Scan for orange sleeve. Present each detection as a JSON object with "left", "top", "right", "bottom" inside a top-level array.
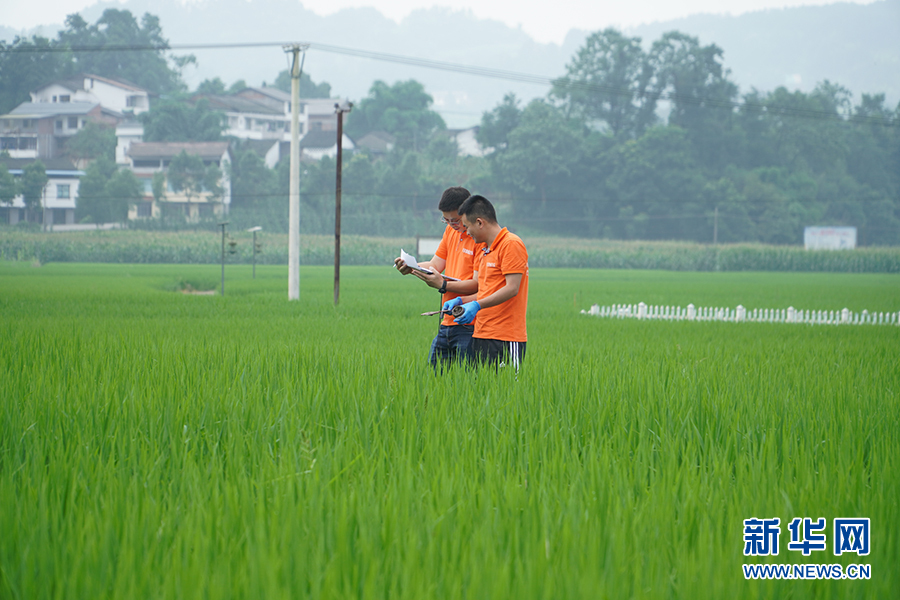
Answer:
[
  {"left": 500, "top": 238, "right": 528, "bottom": 274},
  {"left": 433, "top": 226, "right": 452, "bottom": 261}
]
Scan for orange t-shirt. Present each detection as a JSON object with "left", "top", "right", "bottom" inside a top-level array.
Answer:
[
  {"left": 434, "top": 225, "right": 483, "bottom": 326},
  {"left": 473, "top": 227, "right": 528, "bottom": 342}
]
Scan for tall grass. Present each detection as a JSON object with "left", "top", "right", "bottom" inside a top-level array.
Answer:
[{"left": 0, "top": 264, "right": 898, "bottom": 599}]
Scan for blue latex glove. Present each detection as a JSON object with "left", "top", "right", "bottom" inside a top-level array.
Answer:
[
  {"left": 442, "top": 297, "right": 463, "bottom": 312},
  {"left": 454, "top": 301, "right": 481, "bottom": 325}
]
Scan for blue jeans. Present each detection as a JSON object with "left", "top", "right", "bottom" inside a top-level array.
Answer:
[{"left": 428, "top": 324, "right": 475, "bottom": 367}]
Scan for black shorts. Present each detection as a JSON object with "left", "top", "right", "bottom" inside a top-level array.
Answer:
[{"left": 469, "top": 338, "right": 526, "bottom": 369}]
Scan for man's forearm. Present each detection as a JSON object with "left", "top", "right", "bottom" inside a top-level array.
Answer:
[
  {"left": 444, "top": 278, "right": 477, "bottom": 296},
  {"left": 474, "top": 283, "right": 518, "bottom": 309}
]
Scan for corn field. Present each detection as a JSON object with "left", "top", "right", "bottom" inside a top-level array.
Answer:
[{"left": 2, "top": 230, "right": 900, "bottom": 272}]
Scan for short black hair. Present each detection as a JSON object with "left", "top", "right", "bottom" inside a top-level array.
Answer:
[
  {"left": 457, "top": 194, "right": 497, "bottom": 224},
  {"left": 438, "top": 186, "right": 471, "bottom": 212}
]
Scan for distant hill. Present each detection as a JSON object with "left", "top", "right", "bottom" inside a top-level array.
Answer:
[
  {"left": 626, "top": 0, "right": 900, "bottom": 106},
  {"left": 2, "top": 0, "right": 897, "bottom": 127}
]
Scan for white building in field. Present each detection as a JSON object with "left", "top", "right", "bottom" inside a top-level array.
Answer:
[
  {"left": 0, "top": 157, "right": 83, "bottom": 227},
  {"left": 804, "top": 227, "right": 857, "bottom": 250}
]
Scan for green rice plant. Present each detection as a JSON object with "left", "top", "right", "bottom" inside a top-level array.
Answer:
[{"left": 0, "top": 264, "right": 897, "bottom": 599}]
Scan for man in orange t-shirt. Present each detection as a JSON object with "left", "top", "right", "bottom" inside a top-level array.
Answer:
[
  {"left": 442, "top": 194, "right": 528, "bottom": 369},
  {"left": 393, "top": 187, "right": 481, "bottom": 366}
]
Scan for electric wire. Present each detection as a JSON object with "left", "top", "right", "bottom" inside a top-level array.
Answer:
[{"left": 2, "top": 39, "right": 896, "bottom": 127}]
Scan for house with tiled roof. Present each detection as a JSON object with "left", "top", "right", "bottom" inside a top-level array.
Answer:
[
  {"left": 235, "top": 88, "right": 353, "bottom": 138},
  {"left": 298, "top": 130, "right": 355, "bottom": 162},
  {"left": 125, "top": 141, "right": 231, "bottom": 221},
  {"left": 196, "top": 94, "right": 290, "bottom": 141},
  {"left": 236, "top": 87, "right": 291, "bottom": 115},
  {"left": 0, "top": 102, "right": 120, "bottom": 160},
  {"left": 355, "top": 131, "right": 396, "bottom": 155}
]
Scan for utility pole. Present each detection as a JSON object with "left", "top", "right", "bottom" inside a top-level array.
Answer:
[
  {"left": 284, "top": 44, "right": 308, "bottom": 301},
  {"left": 713, "top": 205, "right": 719, "bottom": 245},
  {"left": 333, "top": 101, "right": 352, "bottom": 306},
  {"left": 218, "top": 221, "right": 229, "bottom": 296},
  {"left": 248, "top": 226, "right": 262, "bottom": 279}
]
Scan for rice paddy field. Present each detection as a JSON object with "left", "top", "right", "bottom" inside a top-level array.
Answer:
[{"left": 1, "top": 261, "right": 898, "bottom": 599}]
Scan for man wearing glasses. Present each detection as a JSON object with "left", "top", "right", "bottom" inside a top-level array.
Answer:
[{"left": 393, "top": 186, "right": 482, "bottom": 366}]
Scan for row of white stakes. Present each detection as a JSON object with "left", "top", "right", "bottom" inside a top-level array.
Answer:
[{"left": 581, "top": 303, "right": 900, "bottom": 326}]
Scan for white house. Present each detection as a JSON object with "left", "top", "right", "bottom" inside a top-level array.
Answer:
[
  {"left": 242, "top": 139, "right": 283, "bottom": 169},
  {"left": 197, "top": 94, "right": 289, "bottom": 141},
  {"left": 304, "top": 98, "right": 344, "bottom": 133},
  {"left": 30, "top": 74, "right": 151, "bottom": 116},
  {"left": 234, "top": 88, "right": 352, "bottom": 139},
  {"left": 0, "top": 158, "right": 83, "bottom": 227},
  {"left": 355, "top": 131, "right": 396, "bottom": 155},
  {"left": 298, "top": 130, "right": 355, "bottom": 162},
  {"left": 114, "top": 120, "right": 145, "bottom": 166},
  {"left": 446, "top": 126, "right": 488, "bottom": 157},
  {"left": 236, "top": 87, "right": 291, "bottom": 117},
  {"left": 125, "top": 141, "right": 231, "bottom": 221}
]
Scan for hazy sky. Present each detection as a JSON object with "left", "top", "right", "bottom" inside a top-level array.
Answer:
[{"left": 1, "top": 0, "right": 881, "bottom": 44}]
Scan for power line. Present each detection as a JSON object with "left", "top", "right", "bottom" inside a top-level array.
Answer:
[
  {"left": 2, "top": 39, "right": 896, "bottom": 127},
  {"left": 287, "top": 191, "right": 896, "bottom": 205}
]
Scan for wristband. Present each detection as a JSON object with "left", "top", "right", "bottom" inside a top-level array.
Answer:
[{"left": 438, "top": 280, "right": 447, "bottom": 294}]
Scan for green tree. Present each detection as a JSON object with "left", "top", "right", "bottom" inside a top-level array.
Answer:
[
  {"left": 0, "top": 9, "right": 189, "bottom": 115},
  {"left": 735, "top": 167, "right": 820, "bottom": 245},
  {"left": 376, "top": 151, "right": 423, "bottom": 211},
  {"left": 605, "top": 127, "right": 706, "bottom": 240},
  {"left": 492, "top": 100, "right": 583, "bottom": 209},
  {"left": 0, "top": 36, "right": 71, "bottom": 114},
  {"left": 745, "top": 85, "right": 849, "bottom": 175},
  {"left": 700, "top": 176, "right": 756, "bottom": 242},
  {"left": 58, "top": 10, "right": 192, "bottom": 94},
  {"left": 345, "top": 80, "right": 446, "bottom": 151},
  {"left": 21, "top": 160, "right": 48, "bottom": 222},
  {"left": 195, "top": 78, "right": 228, "bottom": 95},
  {"left": 103, "top": 169, "right": 142, "bottom": 222},
  {"left": 151, "top": 171, "right": 167, "bottom": 205},
  {"left": 140, "top": 97, "right": 226, "bottom": 142},
  {"left": 423, "top": 135, "right": 458, "bottom": 163},
  {"left": 77, "top": 157, "right": 140, "bottom": 223},
  {"left": 477, "top": 93, "right": 521, "bottom": 151},
  {"left": 551, "top": 28, "right": 657, "bottom": 138},
  {"left": 646, "top": 32, "right": 739, "bottom": 172},
  {"left": 0, "top": 164, "right": 18, "bottom": 207},
  {"left": 227, "top": 80, "right": 247, "bottom": 95},
  {"left": 848, "top": 94, "right": 897, "bottom": 196},
  {"left": 228, "top": 145, "right": 277, "bottom": 211},
  {"left": 272, "top": 70, "right": 332, "bottom": 98},
  {"left": 76, "top": 155, "right": 117, "bottom": 222},
  {"left": 65, "top": 122, "right": 116, "bottom": 163},
  {"left": 167, "top": 150, "right": 223, "bottom": 205},
  {"left": 343, "top": 154, "right": 377, "bottom": 197},
  {"left": 297, "top": 156, "right": 335, "bottom": 234}
]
